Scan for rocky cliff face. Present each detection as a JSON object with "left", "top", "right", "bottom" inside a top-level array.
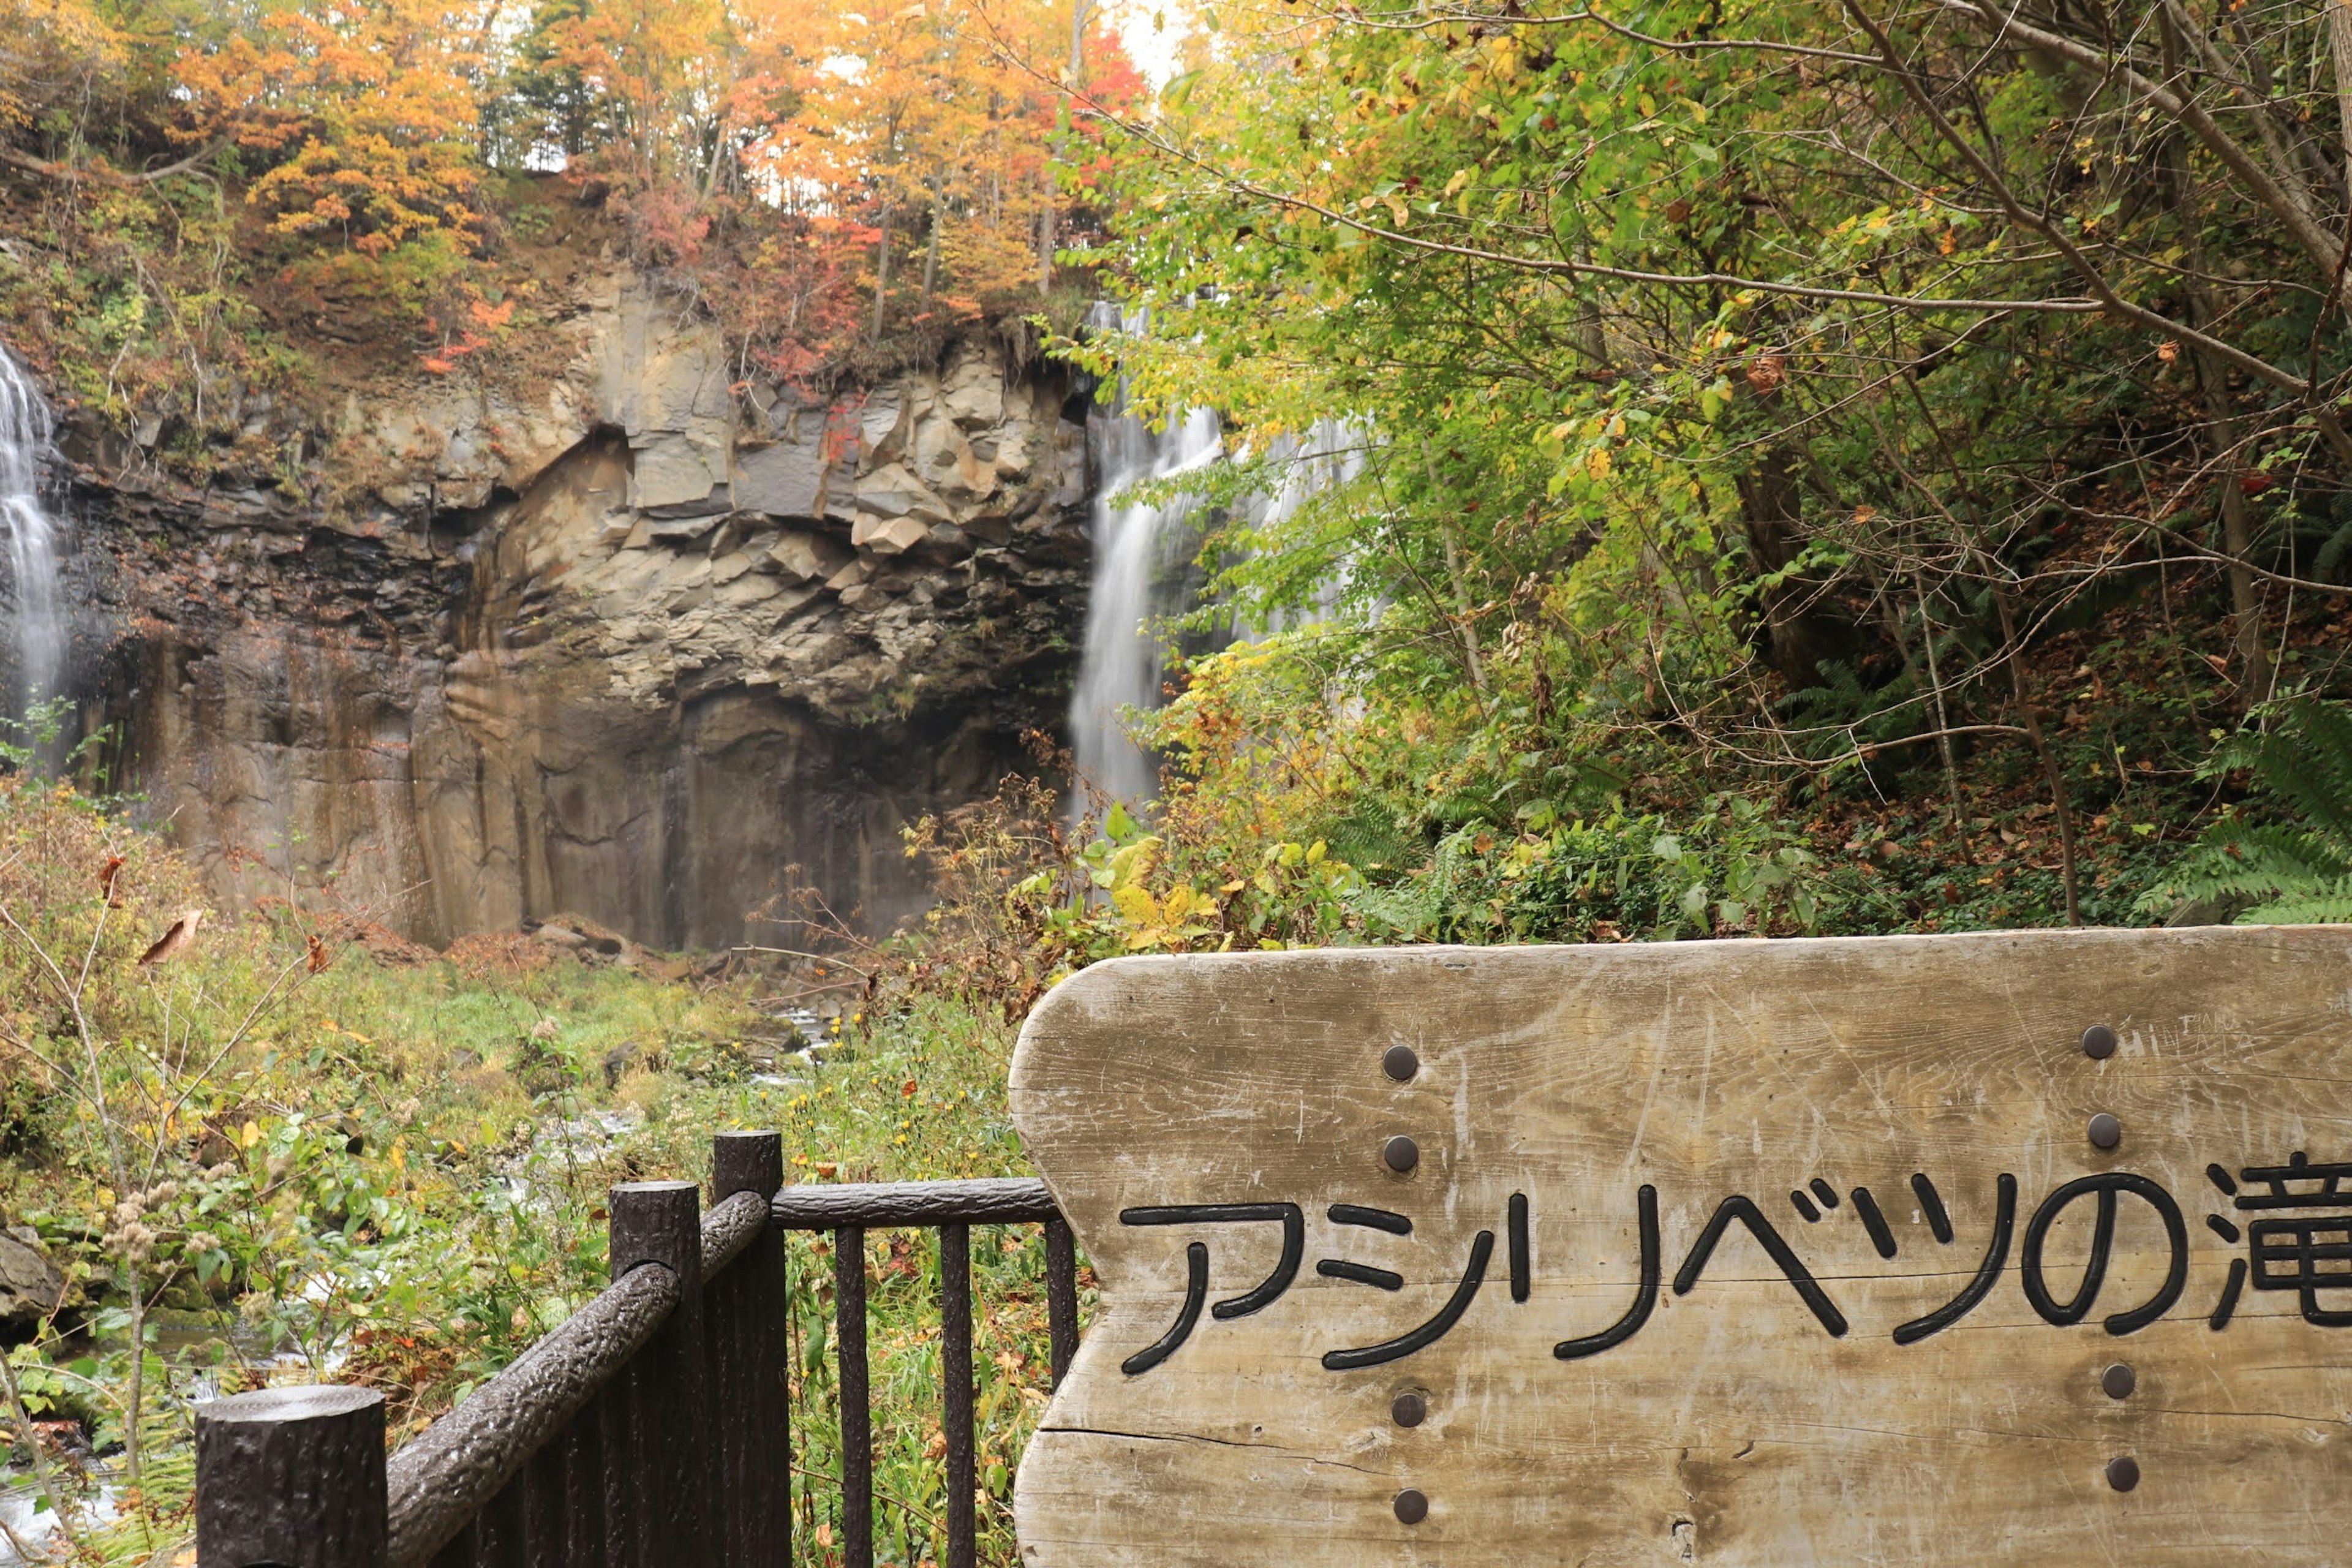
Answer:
[{"left": 58, "top": 272, "right": 1091, "bottom": 949}]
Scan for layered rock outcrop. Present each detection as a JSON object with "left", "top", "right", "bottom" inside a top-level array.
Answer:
[{"left": 61, "top": 273, "right": 1090, "bottom": 949}]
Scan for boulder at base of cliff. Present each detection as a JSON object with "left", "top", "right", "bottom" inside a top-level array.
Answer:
[{"left": 0, "top": 1229, "right": 66, "bottom": 1327}]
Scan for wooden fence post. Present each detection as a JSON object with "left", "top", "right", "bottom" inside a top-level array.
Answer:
[
  {"left": 609, "top": 1178, "right": 707, "bottom": 1568},
  {"left": 195, "top": 1384, "right": 387, "bottom": 1567},
  {"left": 710, "top": 1129, "right": 790, "bottom": 1568}
]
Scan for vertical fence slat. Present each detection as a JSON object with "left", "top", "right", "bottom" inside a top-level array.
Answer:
[
  {"left": 940, "top": 1222, "right": 976, "bottom": 1568},
  {"left": 472, "top": 1474, "right": 524, "bottom": 1568},
  {"left": 563, "top": 1383, "right": 609, "bottom": 1568},
  {"left": 712, "top": 1130, "right": 791, "bottom": 1568},
  {"left": 428, "top": 1522, "right": 478, "bottom": 1568},
  {"left": 519, "top": 1425, "right": 567, "bottom": 1567},
  {"left": 595, "top": 1374, "right": 636, "bottom": 1568},
  {"left": 610, "top": 1179, "right": 707, "bottom": 1568},
  {"left": 624, "top": 1352, "right": 666, "bottom": 1567},
  {"left": 835, "top": 1223, "right": 873, "bottom": 1568},
  {"left": 1045, "top": 1214, "right": 1079, "bottom": 1389}
]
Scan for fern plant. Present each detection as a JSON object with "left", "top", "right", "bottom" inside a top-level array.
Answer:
[{"left": 2141, "top": 698, "right": 2352, "bottom": 924}]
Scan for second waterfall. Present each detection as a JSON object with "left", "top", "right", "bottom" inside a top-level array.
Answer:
[{"left": 1069, "top": 401, "right": 1224, "bottom": 815}]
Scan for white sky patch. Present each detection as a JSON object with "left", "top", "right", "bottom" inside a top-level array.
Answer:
[{"left": 1105, "top": 0, "right": 1194, "bottom": 86}]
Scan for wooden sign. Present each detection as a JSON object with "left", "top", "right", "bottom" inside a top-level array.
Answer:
[{"left": 1009, "top": 928, "right": 2352, "bottom": 1565}]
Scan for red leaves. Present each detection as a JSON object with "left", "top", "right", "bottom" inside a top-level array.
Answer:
[{"left": 97, "top": 854, "right": 123, "bottom": 905}]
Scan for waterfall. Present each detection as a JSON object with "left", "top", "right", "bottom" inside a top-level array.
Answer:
[
  {"left": 1066, "top": 412, "right": 1364, "bottom": 814},
  {"left": 0, "top": 350, "right": 67, "bottom": 742},
  {"left": 1069, "top": 401, "right": 1224, "bottom": 815},
  {"left": 1069, "top": 307, "right": 1363, "bottom": 816}
]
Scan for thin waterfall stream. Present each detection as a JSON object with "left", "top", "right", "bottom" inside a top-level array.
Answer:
[{"left": 0, "top": 349, "right": 69, "bottom": 745}]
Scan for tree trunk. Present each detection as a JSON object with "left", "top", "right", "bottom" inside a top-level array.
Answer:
[
  {"left": 1040, "top": 0, "right": 1091, "bottom": 295},
  {"left": 1991, "top": 584, "right": 2082, "bottom": 925},
  {"left": 2331, "top": 0, "right": 2352, "bottom": 202},
  {"left": 870, "top": 206, "right": 892, "bottom": 348},
  {"left": 2186, "top": 340, "right": 2275, "bottom": 707},
  {"left": 1732, "top": 447, "right": 1854, "bottom": 687},
  {"left": 922, "top": 194, "right": 942, "bottom": 303},
  {"left": 2156, "top": 97, "right": 2275, "bottom": 709}
]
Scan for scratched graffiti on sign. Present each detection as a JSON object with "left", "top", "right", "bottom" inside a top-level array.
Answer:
[{"left": 1009, "top": 930, "right": 2352, "bottom": 1567}]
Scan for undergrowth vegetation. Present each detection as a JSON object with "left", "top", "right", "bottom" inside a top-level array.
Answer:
[{"left": 0, "top": 769, "right": 1060, "bottom": 1567}]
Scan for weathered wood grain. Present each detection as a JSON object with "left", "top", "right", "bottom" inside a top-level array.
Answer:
[{"left": 1008, "top": 929, "right": 2352, "bottom": 1565}]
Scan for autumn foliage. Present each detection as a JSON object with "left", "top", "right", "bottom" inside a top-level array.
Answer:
[{"left": 0, "top": 0, "right": 1143, "bottom": 392}]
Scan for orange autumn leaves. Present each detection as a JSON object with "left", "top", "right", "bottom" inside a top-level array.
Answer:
[
  {"left": 507, "top": 0, "right": 1145, "bottom": 352},
  {"left": 171, "top": 0, "right": 491, "bottom": 257},
  {"left": 1, "top": 0, "right": 1142, "bottom": 374}
]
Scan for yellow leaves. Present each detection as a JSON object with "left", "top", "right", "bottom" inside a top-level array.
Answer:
[
  {"left": 1106, "top": 832, "right": 1161, "bottom": 892},
  {"left": 1442, "top": 168, "right": 1472, "bottom": 198},
  {"left": 1587, "top": 447, "right": 1612, "bottom": 482},
  {"left": 0, "top": 0, "right": 124, "bottom": 132},
  {"left": 1096, "top": 830, "right": 1223, "bottom": 951},
  {"left": 1111, "top": 880, "right": 1220, "bottom": 951}
]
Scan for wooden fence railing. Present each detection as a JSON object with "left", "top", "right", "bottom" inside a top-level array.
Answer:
[{"left": 190, "top": 1129, "right": 1080, "bottom": 1568}]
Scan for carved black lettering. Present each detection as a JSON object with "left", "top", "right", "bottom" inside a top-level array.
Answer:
[
  {"left": 2210, "top": 1256, "right": 2248, "bottom": 1331},
  {"left": 1674, "top": 1194, "right": 1849, "bottom": 1336},
  {"left": 1912, "top": 1172, "right": 1954, "bottom": 1245},
  {"left": 2020, "top": 1173, "right": 2188, "bottom": 1336},
  {"left": 1322, "top": 1231, "right": 1495, "bottom": 1371},
  {"left": 1851, "top": 1186, "right": 1898, "bottom": 1259},
  {"left": 1556, "top": 1185, "right": 1659, "bottom": 1361},
  {"left": 1317, "top": 1259, "right": 1404, "bottom": 1291},
  {"left": 1893, "top": 1174, "right": 2017, "bottom": 1346},
  {"left": 1120, "top": 1203, "right": 1305, "bottom": 1321},
  {"left": 1508, "top": 1192, "right": 1531, "bottom": 1304},
  {"left": 1122, "top": 1242, "right": 1208, "bottom": 1376}
]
